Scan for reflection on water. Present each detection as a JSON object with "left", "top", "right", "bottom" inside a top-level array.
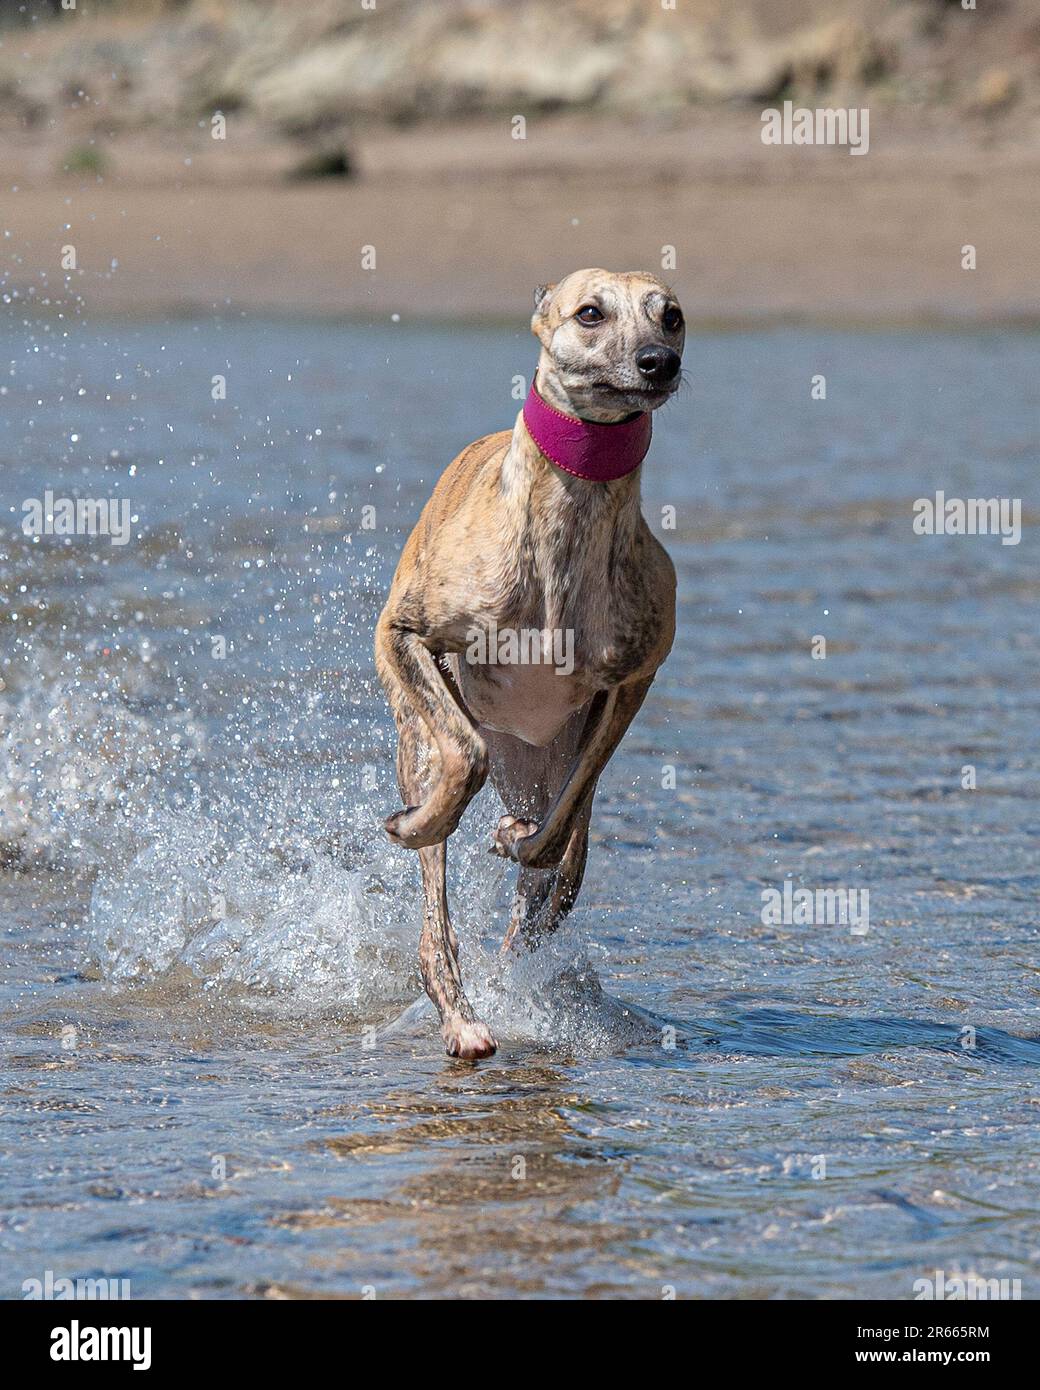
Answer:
[{"left": 0, "top": 319, "right": 1038, "bottom": 1298}]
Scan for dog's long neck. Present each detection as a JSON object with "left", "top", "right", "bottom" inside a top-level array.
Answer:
[{"left": 501, "top": 409, "right": 644, "bottom": 632}]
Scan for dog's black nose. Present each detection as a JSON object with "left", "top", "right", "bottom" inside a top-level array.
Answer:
[{"left": 635, "top": 345, "right": 681, "bottom": 384}]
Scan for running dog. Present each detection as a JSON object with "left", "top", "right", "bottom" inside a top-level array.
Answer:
[{"left": 375, "top": 268, "right": 682, "bottom": 1058}]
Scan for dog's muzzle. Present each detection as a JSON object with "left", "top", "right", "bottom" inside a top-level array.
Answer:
[{"left": 635, "top": 345, "right": 682, "bottom": 385}]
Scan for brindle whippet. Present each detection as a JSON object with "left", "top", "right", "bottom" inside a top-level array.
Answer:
[{"left": 375, "top": 268, "right": 683, "bottom": 1059}]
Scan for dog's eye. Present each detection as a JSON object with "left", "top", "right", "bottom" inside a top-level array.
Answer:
[
  {"left": 576, "top": 305, "right": 604, "bottom": 324},
  {"left": 663, "top": 306, "right": 684, "bottom": 333}
]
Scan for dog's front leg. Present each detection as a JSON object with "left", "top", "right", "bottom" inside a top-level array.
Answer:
[
  {"left": 490, "top": 676, "right": 654, "bottom": 871},
  {"left": 417, "top": 840, "right": 497, "bottom": 1060},
  {"left": 393, "top": 711, "right": 497, "bottom": 1060},
  {"left": 375, "top": 615, "right": 488, "bottom": 848}
]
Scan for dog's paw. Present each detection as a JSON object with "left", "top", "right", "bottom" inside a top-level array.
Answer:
[
  {"left": 489, "top": 815, "right": 540, "bottom": 862},
  {"left": 443, "top": 1016, "right": 498, "bottom": 1061},
  {"left": 383, "top": 806, "right": 420, "bottom": 845},
  {"left": 384, "top": 806, "right": 444, "bottom": 849}
]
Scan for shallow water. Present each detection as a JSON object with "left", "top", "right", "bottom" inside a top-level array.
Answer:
[{"left": 1, "top": 317, "right": 1038, "bottom": 1299}]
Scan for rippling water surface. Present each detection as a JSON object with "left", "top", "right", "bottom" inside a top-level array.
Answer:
[{"left": 1, "top": 318, "right": 1038, "bottom": 1299}]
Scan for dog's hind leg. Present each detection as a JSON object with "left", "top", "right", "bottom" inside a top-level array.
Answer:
[
  {"left": 394, "top": 716, "right": 497, "bottom": 1060},
  {"left": 491, "top": 678, "right": 653, "bottom": 871},
  {"left": 501, "top": 798, "right": 593, "bottom": 952},
  {"left": 486, "top": 716, "right": 594, "bottom": 953}
]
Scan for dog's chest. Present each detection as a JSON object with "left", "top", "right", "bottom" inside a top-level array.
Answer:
[
  {"left": 456, "top": 658, "right": 592, "bottom": 747},
  {"left": 448, "top": 491, "right": 665, "bottom": 745}
]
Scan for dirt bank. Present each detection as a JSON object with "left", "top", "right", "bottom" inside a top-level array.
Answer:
[{"left": 2, "top": 113, "right": 1037, "bottom": 324}]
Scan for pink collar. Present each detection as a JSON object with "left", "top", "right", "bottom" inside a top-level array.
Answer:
[{"left": 522, "top": 383, "right": 651, "bottom": 482}]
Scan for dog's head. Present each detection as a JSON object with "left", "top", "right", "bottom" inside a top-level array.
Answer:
[{"left": 530, "top": 268, "right": 684, "bottom": 422}]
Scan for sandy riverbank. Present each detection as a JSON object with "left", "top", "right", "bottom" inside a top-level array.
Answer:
[{"left": 2, "top": 113, "right": 1038, "bottom": 324}]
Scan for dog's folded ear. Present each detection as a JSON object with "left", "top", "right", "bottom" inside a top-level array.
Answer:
[
  {"left": 531, "top": 283, "right": 557, "bottom": 341},
  {"left": 532, "top": 283, "right": 556, "bottom": 315}
]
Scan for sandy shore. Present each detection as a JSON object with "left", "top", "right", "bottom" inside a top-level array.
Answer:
[{"left": 2, "top": 114, "right": 1038, "bottom": 324}]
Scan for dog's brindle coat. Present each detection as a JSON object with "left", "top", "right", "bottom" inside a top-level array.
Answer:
[{"left": 375, "top": 269, "right": 683, "bottom": 1059}]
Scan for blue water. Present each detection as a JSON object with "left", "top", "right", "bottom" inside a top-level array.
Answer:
[{"left": 0, "top": 318, "right": 1038, "bottom": 1298}]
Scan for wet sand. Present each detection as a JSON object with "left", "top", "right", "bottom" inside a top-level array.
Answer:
[{"left": 2, "top": 114, "right": 1038, "bottom": 323}]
